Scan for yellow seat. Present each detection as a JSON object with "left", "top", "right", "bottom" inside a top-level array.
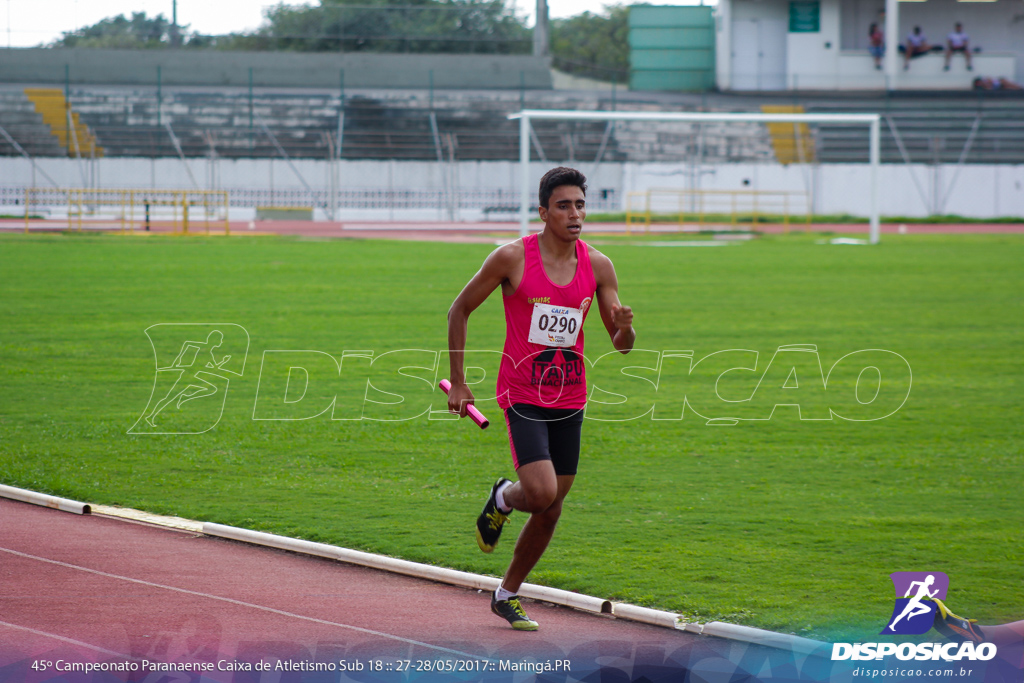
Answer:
[
  {"left": 24, "top": 88, "right": 104, "bottom": 158},
  {"left": 760, "top": 105, "right": 815, "bottom": 165}
]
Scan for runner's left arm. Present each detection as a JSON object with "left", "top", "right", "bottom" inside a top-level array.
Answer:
[{"left": 591, "top": 249, "right": 635, "bottom": 354}]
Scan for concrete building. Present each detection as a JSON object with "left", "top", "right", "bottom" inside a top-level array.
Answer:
[{"left": 715, "top": 0, "right": 1023, "bottom": 91}]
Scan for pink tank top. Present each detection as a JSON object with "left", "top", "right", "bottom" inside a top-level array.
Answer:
[{"left": 496, "top": 233, "right": 597, "bottom": 410}]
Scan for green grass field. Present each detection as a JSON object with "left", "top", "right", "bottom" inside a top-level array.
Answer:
[{"left": 1, "top": 230, "right": 1021, "bottom": 641}]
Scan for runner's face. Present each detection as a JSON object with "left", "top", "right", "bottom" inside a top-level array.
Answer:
[{"left": 540, "top": 185, "right": 586, "bottom": 240}]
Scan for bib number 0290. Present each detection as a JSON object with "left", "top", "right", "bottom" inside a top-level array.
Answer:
[
  {"left": 528, "top": 303, "right": 583, "bottom": 348},
  {"left": 538, "top": 314, "right": 577, "bottom": 335}
]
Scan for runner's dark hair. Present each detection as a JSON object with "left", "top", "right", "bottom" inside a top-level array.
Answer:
[{"left": 538, "top": 167, "right": 587, "bottom": 209}]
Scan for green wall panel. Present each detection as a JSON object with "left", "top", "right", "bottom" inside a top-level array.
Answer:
[
  {"left": 631, "top": 50, "right": 715, "bottom": 71},
  {"left": 629, "top": 5, "right": 714, "bottom": 28},
  {"left": 629, "top": 6, "right": 715, "bottom": 92},
  {"left": 629, "top": 28, "right": 715, "bottom": 50}
]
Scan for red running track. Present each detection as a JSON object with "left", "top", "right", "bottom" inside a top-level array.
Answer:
[
  {"left": 0, "top": 497, "right": 796, "bottom": 683},
  {"left": 4, "top": 500, "right": 1020, "bottom": 683}
]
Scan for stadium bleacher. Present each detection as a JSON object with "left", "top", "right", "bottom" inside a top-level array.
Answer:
[
  {"left": 2, "top": 84, "right": 1022, "bottom": 165},
  {"left": 0, "top": 90, "right": 65, "bottom": 158},
  {"left": 801, "top": 93, "right": 1024, "bottom": 165}
]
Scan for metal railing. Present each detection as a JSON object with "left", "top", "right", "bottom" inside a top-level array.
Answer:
[
  {"left": 625, "top": 188, "right": 811, "bottom": 233},
  {"left": 23, "top": 187, "right": 229, "bottom": 235}
]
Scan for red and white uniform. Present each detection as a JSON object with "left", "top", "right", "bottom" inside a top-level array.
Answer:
[{"left": 495, "top": 233, "right": 597, "bottom": 410}]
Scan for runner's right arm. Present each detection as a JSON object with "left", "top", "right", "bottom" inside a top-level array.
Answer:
[{"left": 446, "top": 243, "right": 521, "bottom": 417}]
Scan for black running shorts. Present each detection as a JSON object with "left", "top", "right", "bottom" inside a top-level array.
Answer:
[{"left": 503, "top": 403, "right": 585, "bottom": 476}]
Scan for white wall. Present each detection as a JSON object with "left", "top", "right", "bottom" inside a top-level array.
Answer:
[
  {"left": 625, "top": 160, "right": 1024, "bottom": 218},
  {"left": 0, "top": 158, "right": 620, "bottom": 196},
  {"left": 0, "top": 157, "right": 625, "bottom": 222},
  {"left": 715, "top": 0, "right": 734, "bottom": 91},
  {"left": 3, "top": 157, "right": 1023, "bottom": 220},
  {"left": 730, "top": 0, "right": 790, "bottom": 91},
  {"left": 787, "top": 0, "right": 842, "bottom": 90}
]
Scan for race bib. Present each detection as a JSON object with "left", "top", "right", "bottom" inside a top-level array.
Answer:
[{"left": 527, "top": 303, "right": 583, "bottom": 348}]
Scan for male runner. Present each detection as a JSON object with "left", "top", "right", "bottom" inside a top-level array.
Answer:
[{"left": 446, "top": 166, "right": 635, "bottom": 631}]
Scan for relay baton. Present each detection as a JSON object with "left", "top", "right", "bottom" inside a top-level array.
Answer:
[{"left": 439, "top": 379, "right": 490, "bottom": 429}]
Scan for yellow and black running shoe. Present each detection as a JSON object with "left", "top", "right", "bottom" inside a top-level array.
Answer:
[
  {"left": 491, "top": 592, "right": 539, "bottom": 631},
  {"left": 932, "top": 598, "right": 985, "bottom": 643},
  {"left": 475, "top": 478, "right": 511, "bottom": 553}
]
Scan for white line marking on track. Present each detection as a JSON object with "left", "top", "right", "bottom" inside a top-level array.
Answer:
[
  {"left": 0, "top": 546, "right": 488, "bottom": 661},
  {"left": 0, "top": 619, "right": 143, "bottom": 662}
]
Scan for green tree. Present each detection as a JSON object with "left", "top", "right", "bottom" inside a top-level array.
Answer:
[
  {"left": 48, "top": 1, "right": 635, "bottom": 64},
  {"left": 49, "top": 12, "right": 192, "bottom": 49},
  {"left": 550, "top": 4, "right": 631, "bottom": 83},
  {"left": 218, "top": 0, "right": 530, "bottom": 54}
]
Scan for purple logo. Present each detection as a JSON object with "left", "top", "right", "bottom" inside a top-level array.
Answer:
[{"left": 881, "top": 572, "right": 949, "bottom": 635}]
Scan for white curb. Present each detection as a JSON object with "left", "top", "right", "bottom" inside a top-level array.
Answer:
[
  {"left": 0, "top": 484, "right": 90, "bottom": 515},
  {"left": 611, "top": 602, "right": 680, "bottom": 629}
]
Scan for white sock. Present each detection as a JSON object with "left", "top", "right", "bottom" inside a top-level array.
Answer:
[
  {"left": 495, "top": 480, "right": 513, "bottom": 514},
  {"left": 495, "top": 585, "right": 516, "bottom": 601}
]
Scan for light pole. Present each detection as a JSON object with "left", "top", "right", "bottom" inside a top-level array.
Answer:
[
  {"left": 533, "top": 0, "right": 548, "bottom": 57},
  {"left": 170, "top": 0, "right": 180, "bottom": 47}
]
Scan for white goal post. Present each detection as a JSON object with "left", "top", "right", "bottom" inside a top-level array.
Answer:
[{"left": 509, "top": 110, "right": 882, "bottom": 244}]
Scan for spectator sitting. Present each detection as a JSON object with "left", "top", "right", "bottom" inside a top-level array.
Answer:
[
  {"left": 944, "top": 22, "right": 972, "bottom": 71},
  {"left": 868, "top": 23, "right": 885, "bottom": 70},
  {"left": 902, "top": 26, "right": 930, "bottom": 70},
  {"left": 972, "top": 76, "right": 1023, "bottom": 91}
]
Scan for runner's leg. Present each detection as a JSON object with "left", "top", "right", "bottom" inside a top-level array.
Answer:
[{"left": 500, "top": 465, "right": 574, "bottom": 594}]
